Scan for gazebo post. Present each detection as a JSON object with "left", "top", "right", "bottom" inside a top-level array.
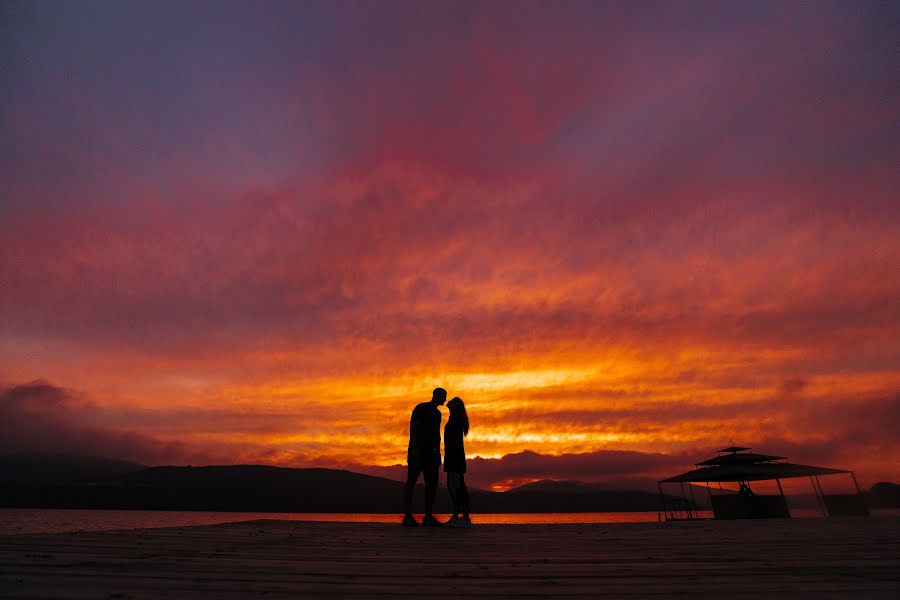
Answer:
[
  {"left": 848, "top": 471, "right": 870, "bottom": 516},
  {"left": 810, "top": 476, "right": 827, "bottom": 517},
  {"left": 775, "top": 478, "right": 789, "bottom": 517},
  {"left": 679, "top": 482, "right": 690, "bottom": 519},
  {"left": 688, "top": 481, "right": 698, "bottom": 518},
  {"left": 706, "top": 481, "right": 713, "bottom": 510},
  {"left": 658, "top": 482, "right": 667, "bottom": 521}
]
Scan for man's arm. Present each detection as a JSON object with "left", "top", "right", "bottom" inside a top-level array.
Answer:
[{"left": 429, "top": 408, "right": 442, "bottom": 454}]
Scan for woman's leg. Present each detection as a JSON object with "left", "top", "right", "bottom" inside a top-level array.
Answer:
[
  {"left": 447, "top": 472, "right": 460, "bottom": 518},
  {"left": 459, "top": 474, "right": 470, "bottom": 518}
]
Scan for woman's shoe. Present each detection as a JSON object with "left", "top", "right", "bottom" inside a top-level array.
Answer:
[
  {"left": 458, "top": 516, "right": 472, "bottom": 528},
  {"left": 422, "top": 514, "right": 443, "bottom": 527},
  {"left": 446, "top": 515, "right": 460, "bottom": 526},
  {"left": 402, "top": 514, "right": 420, "bottom": 527}
]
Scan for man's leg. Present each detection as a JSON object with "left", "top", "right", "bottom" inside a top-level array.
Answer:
[
  {"left": 404, "top": 463, "right": 422, "bottom": 517},
  {"left": 423, "top": 462, "right": 439, "bottom": 517}
]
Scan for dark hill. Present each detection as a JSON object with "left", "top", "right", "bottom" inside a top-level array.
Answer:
[
  {"left": 867, "top": 482, "right": 900, "bottom": 508},
  {"left": 505, "top": 480, "right": 599, "bottom": 494},
  {"left": 110, "top": 465, "right": 406, "bottom": 512},
  {"left": 0, "top": 457, "right": 702, "bottom": 513},
  {"left": 0, "top": 453, "right": 144, "bottom": 485},
  {"left": 490, "top": 479, "right": 667, "bottom": 512},
  {"left": 0, "top": 464, "right": 406, "bottom": 512}
]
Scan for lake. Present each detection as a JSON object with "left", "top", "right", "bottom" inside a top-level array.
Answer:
[
  {"left": 8, "top": 507, "right": 898, "bottom": 535},
  {"left": 0, "top": 508, "right": 686, "bottom": 534}
]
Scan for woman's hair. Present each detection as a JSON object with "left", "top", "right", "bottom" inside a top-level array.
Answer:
[{"left": 447, "top": 396, "right": 469, "bottom": 436}]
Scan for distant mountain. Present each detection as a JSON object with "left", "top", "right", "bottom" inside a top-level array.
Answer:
[
  {"left": 0, "top": 464, "right": 406, "bottom": 513},
  {"left": 4, "top": 455, "right": 892, "bottom": 514},
  {"left": 0, "top": 453, "right": 144, "bottom": 485},
  {"left": 0, "top": 459, "right": 676, "bottom": 513},
  {"left": 492, "top": 479, "right": 668, "bottom": 512},
  {"left": 505, "top": 480, "right": 601, "bottom": 494},
  {"left": 867, "top": 482, "right": 900, "bottom": 508}
]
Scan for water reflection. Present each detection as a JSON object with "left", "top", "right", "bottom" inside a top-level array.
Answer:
[{"left": 2, "top": 508, "right": 896, "bottom": 535}]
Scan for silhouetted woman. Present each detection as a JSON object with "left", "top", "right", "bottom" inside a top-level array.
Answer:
[{"left": 444, "top": 396, "right": 471, "bottom": 527}]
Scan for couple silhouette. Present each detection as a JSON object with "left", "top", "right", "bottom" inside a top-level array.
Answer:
[{"left": 402, "top": 387, "right": 471, "bottom": 527}]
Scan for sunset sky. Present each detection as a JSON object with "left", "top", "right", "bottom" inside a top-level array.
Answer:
[{"left": 1, "top": 1, "right": 897, "bottom": 490}]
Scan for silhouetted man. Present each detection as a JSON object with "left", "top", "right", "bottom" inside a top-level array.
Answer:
[{"left": 402, "top": 387, "right": 446, "bottom": 526}]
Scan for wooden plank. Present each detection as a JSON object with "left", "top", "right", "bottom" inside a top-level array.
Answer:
[{"left": 0, "top": 518, "right": 898, "bottom": 598}]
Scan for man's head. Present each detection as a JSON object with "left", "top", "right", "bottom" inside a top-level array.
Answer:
[{"left": 431, "top": 387, "right": 448, "bottom": 406}]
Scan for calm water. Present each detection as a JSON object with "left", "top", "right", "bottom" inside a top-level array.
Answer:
[
  {"left": 2, "top": 508, "right": 896, "bottom": 535},
  {"left": 0, "top": 509, "right": 672, "bottom": 534}
]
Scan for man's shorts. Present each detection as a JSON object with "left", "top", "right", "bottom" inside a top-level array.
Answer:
[{"left": 407, "top": 450, "right": 440, "bottom": 485}]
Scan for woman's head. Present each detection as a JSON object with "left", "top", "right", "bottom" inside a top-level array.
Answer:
[{"left": 447, "top": 396, "right": 469, "bottom": 436}]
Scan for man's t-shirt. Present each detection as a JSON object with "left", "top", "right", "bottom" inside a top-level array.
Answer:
[{"left": 408, "top": 402, "right": 442, "bottom": 466}]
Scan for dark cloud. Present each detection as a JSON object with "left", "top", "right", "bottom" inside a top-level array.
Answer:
[
  {"left": 345, "top": 449, "right": 690, "bottom": 492},
  {"left": 0, "top": 381, "right": 213, "bottom": 464},
  {"left": 778, "top": 392, "right": 900, "bottom": 454},
  {"left": 465, "top": 449, "right": 689, "bottom": 490}
]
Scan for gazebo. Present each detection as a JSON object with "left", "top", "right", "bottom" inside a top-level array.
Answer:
[{"left": 658, "top": 447, "right": 868, "bottom": 520}]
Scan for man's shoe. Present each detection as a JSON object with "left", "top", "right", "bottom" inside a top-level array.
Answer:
[
  {"left": 422, "top": 514, "right": 443, "bottom": 527},
  {"left": 402, "top": 514, "right": 420, "bottom": 527},
  {"left": 445, "top": 515, "right": 460, "bottom": 527}
]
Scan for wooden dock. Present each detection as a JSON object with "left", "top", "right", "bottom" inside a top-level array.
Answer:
[{"left": 1, "top": 517, "right": 898, "bottom": 598}]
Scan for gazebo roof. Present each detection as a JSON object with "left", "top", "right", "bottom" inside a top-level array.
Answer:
[
  {"left": 696, "top": 452, "right": 786, "bottom": 466},
  {"left": 661, "top": 462, "right": 848, "bottom": 483}
]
